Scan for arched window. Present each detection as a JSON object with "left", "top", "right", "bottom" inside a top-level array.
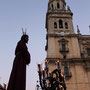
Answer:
[
  {"left": 57, "top": 3, "right": 60, "bottom": 8},
  {"left": 59, "top": 20, "right": 63, "bottom": 28},
  {"left": 52, "top": 4, "right": 54, "bottom": 9},
  {"left": 64, "top": 66, "right": 69, "bottom": 76},
  {"left": 65, "top": 22, "right": 68, "bottom": 29},
  {"left": 54, "top": 22, "right": 57, "bottom": 28},
  {"left": 63, "top": 4, "right": 65, "bottom": 9}
]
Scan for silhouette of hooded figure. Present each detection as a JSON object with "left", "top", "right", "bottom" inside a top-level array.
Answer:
[{"left": 7, "top": 34, "right": 31, "bottom": 90}]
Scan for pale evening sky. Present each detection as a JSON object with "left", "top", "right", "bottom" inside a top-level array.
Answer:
[{"left": 0, "top": 0, "right": 90, "bottom": 90}]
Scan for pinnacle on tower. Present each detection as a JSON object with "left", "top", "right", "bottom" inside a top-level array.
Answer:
[{"left": 77, "top": 25, "right": 81, "bottom": 35}]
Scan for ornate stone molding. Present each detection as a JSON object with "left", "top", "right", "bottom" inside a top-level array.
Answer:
[
  {"left": 47, "top": 33, "right": 78, "bottom": 38},
  {"left": 46, "top": 58, "right": 90, "bottom": 64}
]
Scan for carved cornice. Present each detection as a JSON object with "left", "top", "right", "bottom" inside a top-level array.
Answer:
[
  {"left": 78, "top": 35, "right": 90, "bottom": 40},
  {"left": 46, "top": 11, "right": 73, "bottom": 17},
  {"left": 58, "top": 38, "right": 68, "bottom": 42},
  {"left": 46, "top": 58, "right": 90, "bottom": 64},
  {"left": 46, "top": 58, "right": 90, "bottom": 71},
  {"left": 47, "top": 33, "right": 78, "bottom": 38}
]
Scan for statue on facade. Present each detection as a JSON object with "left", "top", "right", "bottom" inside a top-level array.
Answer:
[
  {"left": 77, "top": 25, "right": 81, "bottom": 35},
  {"left": 7, "top": 29, "right": 31, "bottom": 90},
  {"left": 67, "top": 6, "right": 71, "bottom": 12}
]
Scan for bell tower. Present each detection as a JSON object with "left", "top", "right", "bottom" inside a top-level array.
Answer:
[
  {"left": 45, "top": 0, "right": 90, "bottom": 90},
  {"left": 45, "top": 0, "right": 80, "bottom": 71},
  {"left": 46, "top": 0, "right": 74, "bottom": 35}
]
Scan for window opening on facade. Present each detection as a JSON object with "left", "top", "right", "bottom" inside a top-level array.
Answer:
[
  {"left": 57, "top": 3, "right": 60, "bottom": 8},
  {"left": 59, "top": 20, "right": 63, "bottom": 28},
  {"left": 64, "top": 66, "right": 69, "bottom": 76},
  {"left": 52, "top": 4, "right": 54, "bottom": 9},
  {"left": 87, "top": 48, "right": 90, "bottom": 56},
  {"left": 63, "top": 5, "right": 64, "bottom": 9},
  {"left": 54, "top": 22, "right": 57, "bottom": 28},
  {"left": 62, "top": 44, "right": 66, "bottom": 51},
  {"left": 65, "top": 22, "right": 68, "bottom": 29}
]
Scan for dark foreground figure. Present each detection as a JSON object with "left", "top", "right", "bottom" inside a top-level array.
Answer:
[{"left": 7, "top": 34, "right": 31, "bottom": 90}]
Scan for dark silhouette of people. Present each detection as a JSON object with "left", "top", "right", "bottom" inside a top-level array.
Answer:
[{"left": 7, "top": 34, "right": 31, "bottom": 90}]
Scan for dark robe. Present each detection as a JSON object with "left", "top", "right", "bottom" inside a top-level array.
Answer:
[{"left": 7, "top": 40, "right": 31, "bottom": 90}]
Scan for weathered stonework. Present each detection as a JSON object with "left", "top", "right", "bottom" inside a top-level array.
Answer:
[{"left": 45, "top": 0, "right": 90, "bottom": 90}]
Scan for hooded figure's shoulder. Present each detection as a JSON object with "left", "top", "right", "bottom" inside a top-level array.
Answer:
[{"left": 17, "top": 40, "right": 26, "bottom": 46}]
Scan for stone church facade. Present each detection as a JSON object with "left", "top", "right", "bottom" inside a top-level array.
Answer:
[{"left": 45, "top": 0, "right": 90, "bottom": 90}]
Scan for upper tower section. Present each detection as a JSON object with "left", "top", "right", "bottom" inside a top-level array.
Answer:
[
  {"left": 48, "top": 0, "right": 66, "bottom": 11},
  {"left": 46, "top": 0, "right": 75, "bottom": 35}
]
